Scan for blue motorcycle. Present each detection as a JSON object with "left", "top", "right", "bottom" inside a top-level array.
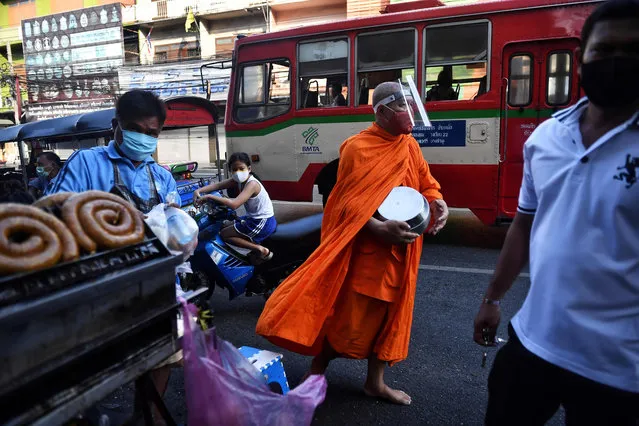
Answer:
[{"left": 180, "top": 190, "right": 322, "bottom": 303}]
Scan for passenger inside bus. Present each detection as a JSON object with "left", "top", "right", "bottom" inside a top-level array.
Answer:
[
  {"left": 330, "top": 82, "right": 347, "bottom": 107},
  {"left": 426, "top": 69, "right": 459, "bottom": 101},
  {"left": 300, "top": 79, "right": 348, "bottom": 108}
]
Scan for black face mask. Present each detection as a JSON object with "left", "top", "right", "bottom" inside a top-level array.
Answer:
[{"left": 581, "top": 56, "right": 639, "bottom": 108}]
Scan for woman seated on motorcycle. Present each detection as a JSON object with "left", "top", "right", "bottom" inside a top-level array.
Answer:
[{"left": 194, "top": 152, "right": 276, "bottom": 263}]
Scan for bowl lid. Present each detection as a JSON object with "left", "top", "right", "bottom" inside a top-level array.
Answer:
[{"left": 378, "top": 186, "right": 425, "bottom": 222}]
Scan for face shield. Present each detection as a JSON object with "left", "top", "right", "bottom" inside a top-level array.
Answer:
[
  {"left": 372, "top": 77, "right": 432, "bottom": 129},
  {"left": 405, "top": 75, "right": 432, "bottom": 128}
]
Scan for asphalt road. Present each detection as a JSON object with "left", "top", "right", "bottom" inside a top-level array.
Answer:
[{"left": 99, "top": 209, "right": 565, "bottom": 425}]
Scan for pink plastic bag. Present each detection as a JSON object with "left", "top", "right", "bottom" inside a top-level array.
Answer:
[{"left": 180, "top": 300, "right": 327, "bottom": 426}]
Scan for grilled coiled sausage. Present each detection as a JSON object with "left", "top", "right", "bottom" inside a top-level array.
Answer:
[
  {"left": 61, "top": 191, "right": 145, "bottom": 253},
  {"left": 0, "top": 203, "right": 79, "bottom": 274},
  {"left": 33, "top": 192, "right": 74, "bottom": 211}
]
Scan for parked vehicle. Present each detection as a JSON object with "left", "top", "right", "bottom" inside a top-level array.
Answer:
[
  {"left": 180, "top": 189, "right": 322, "bottom": 302},
  {"left": 215, "top": 0, "right": 600, "bottom": 224}
]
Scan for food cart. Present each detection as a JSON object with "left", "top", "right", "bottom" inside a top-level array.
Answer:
[{"left": 0, "top": 97, "right": 221, "bottom": 425}]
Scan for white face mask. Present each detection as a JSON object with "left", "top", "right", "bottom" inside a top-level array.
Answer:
[{"left": 232, "top": 170, "right": 250, "bottom": 183}]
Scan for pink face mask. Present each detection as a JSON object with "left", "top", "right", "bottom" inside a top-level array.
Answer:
[{"left": 378, "top": 105, "right": 414, "bottom": 135}]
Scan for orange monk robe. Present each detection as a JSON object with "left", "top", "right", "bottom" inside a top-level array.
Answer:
[{"left": 256, "top": 123, "right": 442, "bottom": 365}]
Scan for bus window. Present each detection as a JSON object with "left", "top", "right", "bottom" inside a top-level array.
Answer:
[
  {"left": 356, "top": 29, "right": 416, "bottom": 105},
  {"left": 424, "top": 22, "right": 489, "bottom": 101},
  {"left": 298, "top": 38, "right": 349, "bottom": 109},
  {"left": 508, "top": 54, "right": 532, "bottom": 107},
  {"left": 547, "top": 51, "right": 572, "bottom": 106},
  {"left": 234, "top": 60, "right": 291, "bottom": 123}
]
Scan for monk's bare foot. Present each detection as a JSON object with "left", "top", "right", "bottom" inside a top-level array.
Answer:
[{"left": 364, "top": 383, "right": 412, "bottom": 406}]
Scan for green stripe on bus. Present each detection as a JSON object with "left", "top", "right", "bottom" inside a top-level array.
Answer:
[
  {"left": 227, "top": 114, "right": 373, "bottom": 137},
  {"left": 226, "top": 108, "right": 556, "bottom": 137},
  {"left": 506, "top": 109, "right": 556, "bottom": 119}
]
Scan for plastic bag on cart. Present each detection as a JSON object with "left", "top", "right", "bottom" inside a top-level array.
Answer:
[
  {"left": 145, "top": 203, "right": 198, "bottom": 261},
  {"left": 180, "top": 300, "right": 327, "bottom": 426},
  {"left": 165, "top": 207, "right": 198, "bottom": 257},
  {"left": 145, "top": 203, "right": 169, "bottom": 244}
]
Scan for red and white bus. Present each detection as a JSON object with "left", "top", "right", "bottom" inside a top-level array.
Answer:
[{"left": 222, "top": 0, "right": 600, "bottom": 225}]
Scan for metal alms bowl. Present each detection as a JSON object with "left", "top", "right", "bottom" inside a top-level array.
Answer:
[{"left": 377, "top": 186, "right": 431, "bottom": 235}]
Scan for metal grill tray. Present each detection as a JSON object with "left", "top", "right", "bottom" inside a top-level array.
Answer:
[
  {"left": 0, "top": 230, "right": 167, "bottom": 307},
  {"left": 0, "top": 233, "right": 183, "bottom": 397}
]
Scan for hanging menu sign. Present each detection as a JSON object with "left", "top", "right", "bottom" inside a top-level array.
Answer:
[{"left": 22, "top": 3, "right": 123, "bottom": 119}]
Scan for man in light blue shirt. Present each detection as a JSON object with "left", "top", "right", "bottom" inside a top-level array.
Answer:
[
  {"left": 473, "top": 1, "right": 639, "bottom": 424},
  {"left": 47, "top": 90, "right": 179, "bottom": 211},
  {"left": 47, "top": 89, "right": 180, "bottom": 423}
]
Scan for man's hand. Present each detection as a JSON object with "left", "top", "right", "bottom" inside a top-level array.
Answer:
[
  {"left": 371, "top": 219, "right": 420, "bottom": 245},
  {"left": 473, "top": 303, "right": 501, "bottom": 346},
  {"left": 427, "top": 199, "right": 448, "bottom": 235}
]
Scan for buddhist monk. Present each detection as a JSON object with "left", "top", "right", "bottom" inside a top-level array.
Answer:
[{"left": 256, "top": 81, "right": 449, "bottom": 405}]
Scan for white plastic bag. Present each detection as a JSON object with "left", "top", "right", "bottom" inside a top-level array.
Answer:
[
  {"left": 145, "top": 203, "right": 169, "bottom": 246},
  {"left": 145, "top": 204, "right": 199, "bottom": 261},
  {"left": 165, "top": 207, "right": 199, "bottom": 259}
]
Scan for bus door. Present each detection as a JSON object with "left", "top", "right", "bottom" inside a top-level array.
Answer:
[{"left": 499, "top": 39, "right": 580, "bottom": 218}]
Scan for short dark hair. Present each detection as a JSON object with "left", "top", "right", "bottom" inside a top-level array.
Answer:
[
  {"left": 331, "top": 82, "right": 343, "bottom": 92},
  {"left": 116, "top": 90, "right": 167, "bottom": 125},
  {"left": 228, "top": 152, "right": 251, "bottom": 168},
  {"left": 581, "top": 0, "right": 639, "bottom": 50},
  {"left": 437, "top": 70, "right": 453, "bottom": 87},
  {"left": 38, "top": 151, "right": 62, "bottom": 168}
]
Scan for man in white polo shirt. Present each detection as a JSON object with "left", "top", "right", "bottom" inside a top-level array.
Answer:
[{"left": 473, "top": 0, "right": 639, "bottom": 424}]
